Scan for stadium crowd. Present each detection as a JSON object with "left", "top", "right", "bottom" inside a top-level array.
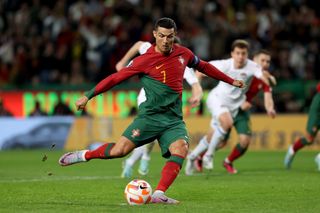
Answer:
[{"left": 0, "top": 0, "right": 319, "bottom": 114}]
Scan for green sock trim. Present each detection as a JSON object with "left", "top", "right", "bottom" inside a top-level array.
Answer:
[
  {"left": 168, "top": 155, "right": 185, "bottom": 167},
  {"left": 84, "top": 87, "right": 96, "bottom": 100},
  {"left": 301, "top": 137, "right": 310, "bottom": 145},
  {"left": 104, "top": 143, "right": 115, "bottom": 158},
  {"left": 236, "top": 143, "right": 247, "bottom": 154}
]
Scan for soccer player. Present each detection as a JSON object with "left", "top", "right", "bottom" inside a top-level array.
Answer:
[
  {"left": 219, "top": 50, "right": 276, "bottom": 174},
  {"left": 116, "top": 39, "right": 203, "bottom": 178},
  {"left": 284, "top": 82, "right": 320, "bottom": 170},
  {"left": 58, "top": 17, "right": 245, "bottom": 204},
  {"left": 185, "top": 42, "right": 273, "bottom": 175}
]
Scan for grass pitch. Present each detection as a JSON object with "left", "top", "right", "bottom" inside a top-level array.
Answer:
[{"left": 0, "top": 150, "right": 319, "bottom": 213}]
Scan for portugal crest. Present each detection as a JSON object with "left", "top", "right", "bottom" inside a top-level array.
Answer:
[
  {"left": 131, "top": 129, "right": 141, "bottom": 138},
  {"left": 178, "top": 56, "right": 185, "bottom": 65}
]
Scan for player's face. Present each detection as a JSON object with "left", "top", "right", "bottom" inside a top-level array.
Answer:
[
  {"left": 231, "top": 47, "right": 248, "bottom": 69},
  {"left": 254, "top": 53, "right": 271, "bottom": 70},
  {"left": 153, "top": 27, "right": 176, "bottom": 55}
]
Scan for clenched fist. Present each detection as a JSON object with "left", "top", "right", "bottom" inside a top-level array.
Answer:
[
  {"left": 75, "top": 96, "right": 89, "bottom": 111},
  {"left": 232, "top": 80, "right": 246, "bottom": 88}
]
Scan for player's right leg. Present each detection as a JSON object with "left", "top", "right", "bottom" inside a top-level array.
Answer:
[
  {"left": 223, "top": 111, "right": 251, "bottom": 174},
  {"left": 59, "top": 136, "right": 136, "bottom": 166},
  {"left": 203, "top": 111, "right": 232, "bottom": 170},
  {"left": 59, "top": 117, "right": 155, "bottom": 167}
]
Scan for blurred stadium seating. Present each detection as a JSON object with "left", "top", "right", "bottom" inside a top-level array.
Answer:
[{"left": 0, "top": 0, "right": 319, "bottom": 116}]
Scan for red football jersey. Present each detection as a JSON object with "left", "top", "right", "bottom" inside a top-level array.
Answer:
[
  {"left": 87, "top": 44, "right": 234, "bottom": 99},
  {"left": 246, "top": 77, "right": 271, "bottom": 103}
]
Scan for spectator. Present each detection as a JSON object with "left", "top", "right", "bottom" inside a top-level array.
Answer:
[
  {"left": 0, "top": 0, "right": 319, "bottom": 112},
  {"left": 53, "top": 95, "right": 74, "bottom": 116},
  {"left": 30, "top": 100, "right": 47, "bottom": 116}
]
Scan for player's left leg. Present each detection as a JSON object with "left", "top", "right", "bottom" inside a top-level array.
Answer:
[
  {"left": 152, "top": 139, "right": 187, "bottom": 204},
  {"left": 223, "top": 134, "right": 250, "bottom": 174}
]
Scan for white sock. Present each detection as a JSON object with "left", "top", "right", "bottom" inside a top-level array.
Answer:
[
  {"left": 126, "top": 146, "right": 144, "bottom": 166},
  {"left": 225, "top": 157, "right": 230, "bottom": 163},
  {"left": 205, "top": 125, "right": 227, "bottom": 157},
  {"left": 188, "top": 136, "right": 209, "bottom": 160}
]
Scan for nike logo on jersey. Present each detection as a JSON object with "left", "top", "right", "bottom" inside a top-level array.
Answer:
[{"left": 156, "top": 64, "right": 164, "bottom": 69}]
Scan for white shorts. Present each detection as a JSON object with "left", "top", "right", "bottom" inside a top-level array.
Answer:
[{"left": 206, "top": 91, "right": 239, "bottom": 129}]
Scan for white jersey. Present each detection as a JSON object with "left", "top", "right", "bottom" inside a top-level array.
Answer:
[
  {"left": 137, "top": 42, "right": 199, "bottom": 105},
  {"left": 138, "top": 42, "right": 152, "bottom": 55},
  {"left": 207, "top": 58, "right": 263, "bottom": 117}
]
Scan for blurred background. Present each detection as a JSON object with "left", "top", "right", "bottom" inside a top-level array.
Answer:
[{"left": 0, "top": 0, "right": 319, "bottom": 150}]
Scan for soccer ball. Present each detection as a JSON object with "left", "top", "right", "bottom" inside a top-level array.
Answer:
[{"left": 124, "top": 179, "right": 152, "bottom": 205}]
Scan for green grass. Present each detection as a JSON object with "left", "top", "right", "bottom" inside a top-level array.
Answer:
[{"left": 0, "top": 150, "right": 319, "bottom": 213}]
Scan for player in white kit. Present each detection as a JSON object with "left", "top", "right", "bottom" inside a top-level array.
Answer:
[
  {"left": 116, "top": 40, "right": 203, "bottom": 178},
  {"left": 185, "top": 40, "right": 268, "bottom": 175}
]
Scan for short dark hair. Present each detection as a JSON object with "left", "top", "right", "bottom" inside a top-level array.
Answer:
[
  {"left": 231, "top": 39, "right": 250, "bottom": 51},
  {"left": 253, "top": 49, "right": 271, "bottom": 57},
  {"left": 154, "top": 17, "right": 177, "bottom": 32}
]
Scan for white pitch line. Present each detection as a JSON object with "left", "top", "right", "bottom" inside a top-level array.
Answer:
[{"left": 0, "top": 175, "right": 125, "bottom": 183}]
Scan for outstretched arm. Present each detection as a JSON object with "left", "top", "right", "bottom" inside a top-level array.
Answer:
[
  {"left": 115, "top": 41, "right": 145, "bottom": 71},
  {"left": 76, "top": 67, "right": 142, "bottom": 110},
  {"left": 196, "top": 60, "right": 246, "bottom": 88}
]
